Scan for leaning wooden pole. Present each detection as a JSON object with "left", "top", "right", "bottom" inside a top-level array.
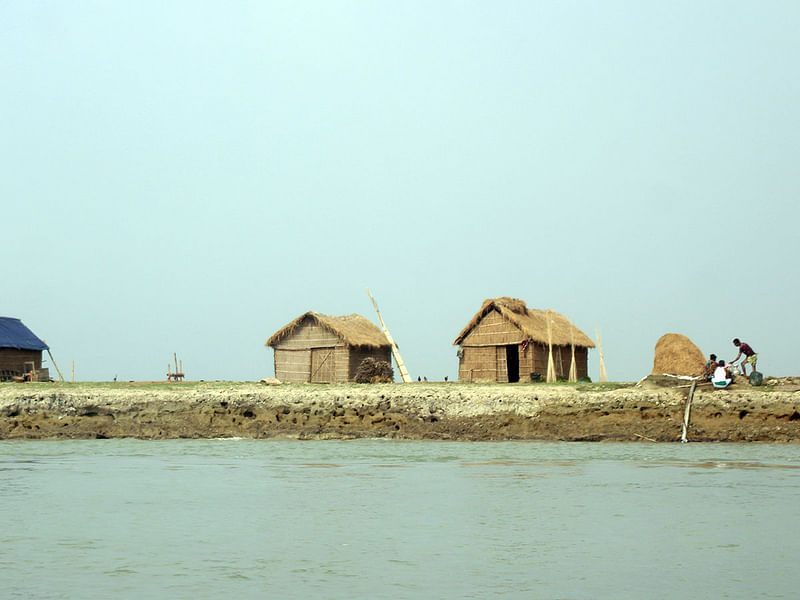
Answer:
[
  {"left": 46, "top": 348, "right": 65, "bottom": 382},
  {"left": 366, "top": 288, "right": 412, "bottom": 383}
]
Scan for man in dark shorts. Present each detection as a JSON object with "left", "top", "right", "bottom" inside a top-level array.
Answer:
[{"left": 731, "top": 339, "right": 758, "bottom": 376}]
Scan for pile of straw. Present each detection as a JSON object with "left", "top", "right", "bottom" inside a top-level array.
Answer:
[{"left": 651, "top": 333, "right": 705, "bottom": 377}]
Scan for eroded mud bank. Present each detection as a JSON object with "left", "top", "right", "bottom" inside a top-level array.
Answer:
[{"left": 1, "top": 382, "right": 799, "bottom": 442}]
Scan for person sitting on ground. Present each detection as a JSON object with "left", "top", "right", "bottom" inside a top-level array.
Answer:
[
  {"left": 731, "top": 338, "right": 758, "bottom": 377},
  {"left": 711, "top": 360, "right": 732, "bottom": 389},
  {"left": 703, "top": 354, "right": 718, "bottom": 380}
]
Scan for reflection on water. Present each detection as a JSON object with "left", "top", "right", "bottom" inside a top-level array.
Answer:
[{"left": 1, "top": 440, "right": 799, "bottom": 600}]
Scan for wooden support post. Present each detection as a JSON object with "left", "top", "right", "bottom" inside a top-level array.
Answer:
[
  {"left": 45, "top": 348, "right": 65, "bottom": 382},
  {"left": 681, "top": 380, "right": 696, "bottom": 443},
  {"left": 366, "top": 288, "right": 412, "bottom": 383}
]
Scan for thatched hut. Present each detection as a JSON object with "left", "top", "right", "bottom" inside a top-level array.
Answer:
[
  {"left": 0, "top": 317, "right": 49, "bottom": 381},
  {"left": 266, "top": 312, "right": 392, "bottom": 383},
  {"left": 453, "top": 298, "right": 595, "bottom": 383}
]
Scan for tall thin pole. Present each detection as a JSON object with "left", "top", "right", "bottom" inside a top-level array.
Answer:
[
  {"left": 366, "top": 288, "right": 412, "bottom": 383},
  {"left": 45, "top": 348, "right": 65, "bottom": 382},
  {"left": 596, "top": 328, "right": 608, "bottom": 382}
]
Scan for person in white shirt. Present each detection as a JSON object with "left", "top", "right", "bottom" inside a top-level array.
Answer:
[{"left": 711, "top": 359, "right": 732, "bottom": 389}]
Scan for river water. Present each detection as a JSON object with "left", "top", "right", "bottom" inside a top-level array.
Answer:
[{"left": 1, "top": 440, "right": 798, "bottom": 599}]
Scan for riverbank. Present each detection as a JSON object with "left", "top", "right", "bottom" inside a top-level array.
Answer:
[{"left": 1, "top": 380, "right": 799, "bottom": 442}]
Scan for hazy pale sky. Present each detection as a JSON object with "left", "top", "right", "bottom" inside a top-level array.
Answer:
[{"left": 3, "top": 1, "right": 798, "bottom": 382}]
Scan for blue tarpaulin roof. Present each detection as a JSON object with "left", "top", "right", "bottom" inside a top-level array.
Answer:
[{"left": 0, "top": 317, "right": 49, "bottom": 351}]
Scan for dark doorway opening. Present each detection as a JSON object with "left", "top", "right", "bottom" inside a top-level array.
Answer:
[{"left": 505, "top": 345, "right": 519, "bottom": 383}]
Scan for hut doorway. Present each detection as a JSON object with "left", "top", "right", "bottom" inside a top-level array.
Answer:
[{"left": 505, "top": 345, "right": 519, "bottom": 383}]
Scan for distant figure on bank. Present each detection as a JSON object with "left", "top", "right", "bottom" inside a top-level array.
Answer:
[
  {"left": 703, "top": 354, "right": 718, "bottom": 380},
  {"left": 711, "top": 359, "right": 732, "bottom": 389},
  {"left": 731, "top": 339, "right": 758, "bottom": 376}
]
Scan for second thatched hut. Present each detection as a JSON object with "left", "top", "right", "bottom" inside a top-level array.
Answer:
[
  {"left": 453, "top": 297, "right": 595, "bottom": 383},
  {"left": 266, "top": 312, "right": 392, "bottom": 383}
]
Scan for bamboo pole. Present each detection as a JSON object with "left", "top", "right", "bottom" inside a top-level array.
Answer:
[
  {"left": 45, "top": 348, "right": 65, "bottom": 382},
  {"left": 595, "top": 328, "right": 608, "bottom": 383},
  {"left": 366, "top": 288, "right": 412, "bottom": 383}
]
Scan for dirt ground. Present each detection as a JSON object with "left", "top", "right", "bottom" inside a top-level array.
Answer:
[{"left": 1, "top": 379, "right": 799, "bottom": 442}]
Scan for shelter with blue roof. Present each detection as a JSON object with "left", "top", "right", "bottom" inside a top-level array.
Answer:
[{"left": 0, "top": 317, "right": 49, "bottom": 381}]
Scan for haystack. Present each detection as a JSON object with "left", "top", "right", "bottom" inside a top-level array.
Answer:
[{"left": 651, "top": 333, "right": 705, "bottom": 377}]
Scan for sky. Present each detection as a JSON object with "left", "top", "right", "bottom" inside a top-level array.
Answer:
[{"left": 2, "top": 1, "right": 799, "bottom": 382}]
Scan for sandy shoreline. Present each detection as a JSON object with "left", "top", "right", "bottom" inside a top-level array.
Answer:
[{"left": 1, "top": 381, "right": 799, "bottom": 442}]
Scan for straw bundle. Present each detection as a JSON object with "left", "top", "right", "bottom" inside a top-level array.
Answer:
[{"left": 651, "top": 333, "right": 705, "bottom": 377}]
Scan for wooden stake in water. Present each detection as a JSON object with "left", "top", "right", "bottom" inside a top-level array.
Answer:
[
  {"left": 595, "top": 328, "right": 608, "bottom": 383},
  {"left": 681, "top": 380, "right": 696, "bottom": 443},
  {"left": 366, "top": 288, "right": 412, "bottom": 383}
]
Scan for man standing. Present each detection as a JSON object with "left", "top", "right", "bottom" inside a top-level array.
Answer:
[{"left": 731, "top": 339, "right": 758, "bottom": 376}]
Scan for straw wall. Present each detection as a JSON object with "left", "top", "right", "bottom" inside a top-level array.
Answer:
[
  {"left": 458, "top": 346, "right": 497, "bottom": 382},
  {"left": 273, "top": 321, "right": 341, "bottom": 350},
  {"left": 458, "top": 343, "right": 589, "bottom": 383},
  {"left": 527, "top": 344, "right": 588, "bottom": 380},
  {"left": 461, "top": 310, "right": 523, "bottom": 346}
]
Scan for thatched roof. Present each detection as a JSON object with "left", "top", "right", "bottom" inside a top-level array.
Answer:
[
  {"left": 266, "top": 312, "right": 390, "bottom": 348},
  {"left": 453, "top": 297, "right": 596, "bottom": 348}
]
